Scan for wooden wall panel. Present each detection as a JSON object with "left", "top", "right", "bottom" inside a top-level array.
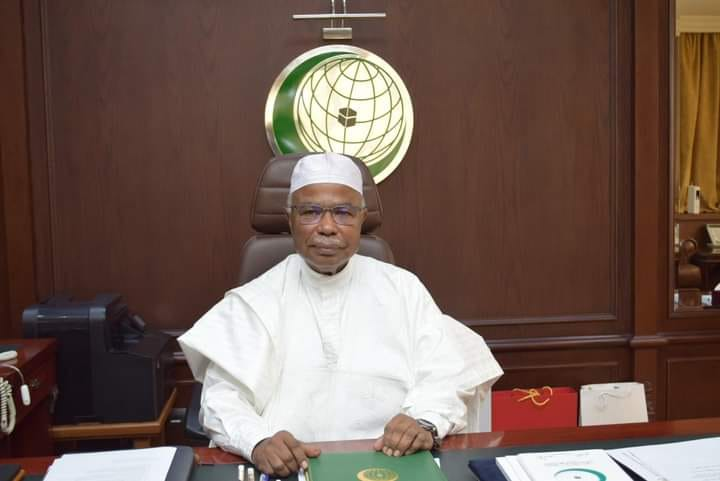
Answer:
[
  {"left": 666, "top": 347, "right": 720, "bottom": 419},
  {"left": 0, "top": 0, "right": 37, "bottom": 336},
  {"left": 494, "top": 347, "right": 632, "bottom": 390},
  {"left": 0, "top": 146, "right": 9, "bottom": 336},
  {"left": 13, "top": 0, "right": 720, "bottom": 423},
  {"left": 22, "top": 0, "right": 633, "bottom": 334},
  {"left": 632, "top": 0, "right": 671, "bottom": 421}
]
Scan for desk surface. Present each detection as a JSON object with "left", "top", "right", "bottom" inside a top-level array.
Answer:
[{"left": 10, "top": 417, "right": 720, "bottom": 479}]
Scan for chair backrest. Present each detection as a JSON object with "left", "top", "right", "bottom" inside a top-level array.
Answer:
[{"left": 238, "top": 153, "right": 394, "bottom": 285}]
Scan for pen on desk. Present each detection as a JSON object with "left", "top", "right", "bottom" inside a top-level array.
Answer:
[
  {"left": 259, "top": 473, "right": 269, "bottom": 481},
  {"left": 238, "top": 465, "right": 245, "bottom": 481},
  {"left": 248, "top": 466, "right": 256, "bottom": 481}
]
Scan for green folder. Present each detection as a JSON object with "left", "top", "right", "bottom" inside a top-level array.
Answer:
[{"left": 306, "top": 451, "right": 447, "bottom": 481}]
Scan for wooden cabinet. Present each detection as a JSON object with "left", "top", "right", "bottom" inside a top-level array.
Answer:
[{"left": 0, "top": 339, "right": 57, "bottom": 456}]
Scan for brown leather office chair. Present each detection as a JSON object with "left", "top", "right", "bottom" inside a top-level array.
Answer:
[{"left": 184, "top": 153, "right": 394, "bottom": 440}]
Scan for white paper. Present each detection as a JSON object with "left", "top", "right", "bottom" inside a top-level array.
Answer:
[
  {"left": 517, "top": 449, "right": 634, "bottom": 481},
  {"left": 496, "top": 456, "right": 533, "bottom": 481},
  {"left": 44, "top": 446, "right": 176, "bottom": 481},
  {"left": 608, "top": 437, "right": 720, "bottom": 481}
]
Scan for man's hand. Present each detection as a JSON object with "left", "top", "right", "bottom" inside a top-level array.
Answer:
[
  {"left": 373, "top": 414, "right": 434, "bottom": 457},
  {"left": 251, "top": 431, "right": 321, "bottom": 476}
]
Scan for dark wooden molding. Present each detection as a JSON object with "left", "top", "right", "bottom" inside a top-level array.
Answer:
[
  {"left": 488, "top": 334, "right": 630, "bottom": 352},
  {"left": 662, "top": 331, "right": 720, "bottom": 344},
  {"left": 630, "top": 335, "right": 670, "bottom": 348},
  {"left": 462, "top": 313, "right": 618, "bottom": 327}
]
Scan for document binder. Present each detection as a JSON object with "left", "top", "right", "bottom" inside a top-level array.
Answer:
[
  {"left": 307, "top": 451, "right": 447, "bottom": 481},
  {"left": 167, "top": 446, "right": 195, "bottom": 481},
  {"left": 468, "top": 458, "right": 506, "bottom": 481}
]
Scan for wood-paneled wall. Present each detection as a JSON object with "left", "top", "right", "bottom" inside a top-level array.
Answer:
[
  {"left": 0, "top": 0, "right": 37, "bottom": 337},
  {"left": 1, "top": 0, "right": 719, "bottom": 422},
  {"left": 20, "top": 0, "right": 633, "bottom": 331}
]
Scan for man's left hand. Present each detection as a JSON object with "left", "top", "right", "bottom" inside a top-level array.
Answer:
[{"left": 373, "top": 414, "right": 434, "bottom": 457}]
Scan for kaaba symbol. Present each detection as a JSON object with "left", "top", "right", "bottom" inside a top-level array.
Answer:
[{"left": 338, "top": 107, "right": 357, "bottom": 127}]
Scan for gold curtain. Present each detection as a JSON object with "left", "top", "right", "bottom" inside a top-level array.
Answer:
[{"left": 676, "top": 33, "right": 720, "bottom": 213}]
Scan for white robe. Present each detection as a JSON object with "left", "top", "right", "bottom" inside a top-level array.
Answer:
[{"left": 178, "top": 254, "right": 502, "bottom": 459}]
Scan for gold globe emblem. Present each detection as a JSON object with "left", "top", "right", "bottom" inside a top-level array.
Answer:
[{"left": 357, "top": 468, "right": 399, "bottom": 481}]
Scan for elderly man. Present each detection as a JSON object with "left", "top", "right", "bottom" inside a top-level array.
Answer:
[{"left": 179, "top": 153, "right": 502, "bottom": 477}]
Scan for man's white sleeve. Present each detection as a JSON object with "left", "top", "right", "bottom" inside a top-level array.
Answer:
[
  {"left": 178, "top": 292, "right": 280, "bottom": 460},
  {"left": 201, "top": 362, "right": 274, "bottom": 460},
  {"left": 402, "top": 278, "right": 502, "bottom": 438}
]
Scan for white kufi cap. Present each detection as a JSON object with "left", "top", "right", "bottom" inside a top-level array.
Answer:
[{"left": 289, "top": 153, "right": 363, "bottom": 195}]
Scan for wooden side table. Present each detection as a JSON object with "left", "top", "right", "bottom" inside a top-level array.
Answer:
[{"left": 49, "top": 388, "right": 177, "bottom": 448}]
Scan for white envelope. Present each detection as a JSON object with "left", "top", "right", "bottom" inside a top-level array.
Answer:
[{"left": 579, "top": 382, "right": 648, "bottom": 426}]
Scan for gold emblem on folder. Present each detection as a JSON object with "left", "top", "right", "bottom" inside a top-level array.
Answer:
[{"left": 357, "top": 468, "right": 399, "bottom": 481}]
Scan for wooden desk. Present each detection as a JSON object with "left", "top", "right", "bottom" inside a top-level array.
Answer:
[
  {"left": 49, "top": 387, "right": 177, "bottom": 448},
  {"left": 193, "top": 416, "right": 720, "bottom": 465},
  {"left": 0, "top": 339, "right": 57, "bottom": 457},
  {"left": 9, "top": 417, "right": 720, "bottom": 476}
]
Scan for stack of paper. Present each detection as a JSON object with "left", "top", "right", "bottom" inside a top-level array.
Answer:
[
  {"left": 608, "top": 437, "right": 720, "bottom": 481},
  {"left": 495, "top": 449, "right": 634, "bottom": 481},
  {"left": 44, "top": 446, "right": 177, "bottom": 481},
  {"left": 470, "top": 437, "right": 720, "bottom": 481}
]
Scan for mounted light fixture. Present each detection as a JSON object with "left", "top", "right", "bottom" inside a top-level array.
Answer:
[{"left": 292, "top": 0, "right": 386, "bottom": 40}]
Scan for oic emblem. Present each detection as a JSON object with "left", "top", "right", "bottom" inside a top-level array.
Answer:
[
  {"left": 265, "top": 45, "right": 414, "bottom": 183},
  {"left": 356, "top": 468, "right": 399, "bottom": 481}
]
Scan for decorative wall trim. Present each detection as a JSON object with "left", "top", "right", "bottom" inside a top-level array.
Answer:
[
  {"left": 462, "top": 313, "right": 618, "bottom": 327},
  {"left": 629, "top": 335, "right": 670, "bottom": 348},
  {"left": 488, "top": 334, "right": 630, "bottom": 352},
  {"left": 502, "top": 360, "right": 622, "bottom": 376},
  {"left": 631, "top": 331, "right": 720, "bottom": 347}
]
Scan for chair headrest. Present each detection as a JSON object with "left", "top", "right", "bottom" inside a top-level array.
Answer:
[{"left": 251, "top": 153, "right": 383, "bottom": 234}]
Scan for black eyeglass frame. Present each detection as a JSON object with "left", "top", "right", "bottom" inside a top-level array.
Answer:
[{"left": 287, "top": 203, "right": 366, "bottom": 226}]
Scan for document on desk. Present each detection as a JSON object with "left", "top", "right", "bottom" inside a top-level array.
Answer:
[
  {"left": 608, "top": 436, "right": 720, "bottom": 481},
  {"left": 44, "top": 446, "right": 177, "bottom": 481},
  {"left": 512, "top": 449, "right": 634, "bottom": 481}
]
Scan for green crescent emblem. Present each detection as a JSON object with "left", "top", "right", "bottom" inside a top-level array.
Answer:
[{"left": 265, "top": 45, "right": 414, "bottom": 183}]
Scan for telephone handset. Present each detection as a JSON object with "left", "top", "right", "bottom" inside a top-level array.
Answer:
[
  {"left": 0, "top": 378, "right": 16, "bottom": 434},
  {"left": 0, "top": 363, "right": 31, "bottom": 434}
]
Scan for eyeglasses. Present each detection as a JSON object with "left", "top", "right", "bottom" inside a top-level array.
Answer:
[{"left": 288, "top": 203, "right": 364, "bottom": 226}]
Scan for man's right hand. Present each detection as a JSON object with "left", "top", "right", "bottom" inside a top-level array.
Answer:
[{"left": 251, "top": 431, "right": 321, "bottom": 476}]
